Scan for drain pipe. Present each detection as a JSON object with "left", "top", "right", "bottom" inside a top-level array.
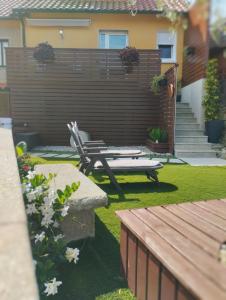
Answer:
[{"left": 173, "top": 64, "right": 179, "bottom": 156}]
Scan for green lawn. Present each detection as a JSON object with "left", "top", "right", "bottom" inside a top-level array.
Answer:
[{"left": 32, "top": 157, "right": 226, "bottom": 300}]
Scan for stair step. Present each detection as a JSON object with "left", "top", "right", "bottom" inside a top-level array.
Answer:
[
  {"left": 176, "top": 112, "right": 195, "bottom": 118},
  {"left": 176, "top": 123, "right": 200, "bottom": 130},
  {"left": 175, "top": 143, "right": 212, "bottom": 151},
  {"left": 176, "top": 129, "right": 204, "bottom": 136},
  {"left": 176, "top": 108, "right": 192, "bottom": 113},
  {"left": 176, "top": 118, "right": 197, "bottom": 124},
  {"left": 175, "top": 150, "right": 216, "bottom": 158},
  {"left": 176, "top": 136, "right": 208, "bottom": 143},
  {"left": 176, "top": 102, "right": 190, "bottom": 107}
]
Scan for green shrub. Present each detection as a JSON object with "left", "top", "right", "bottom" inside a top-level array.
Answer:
[
  {"left": 203, "top": 59, "right": 221, "bottom": 121},
  {"left": 150, "top": 74, "right": 167, "bottom": 95},
  {"left": 148, "top": 128, "right": 168, "bottom": 143}
]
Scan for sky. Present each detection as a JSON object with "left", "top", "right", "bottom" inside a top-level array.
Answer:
[{"left": 210, "top": 0, "right": 226, "bottom": 23}]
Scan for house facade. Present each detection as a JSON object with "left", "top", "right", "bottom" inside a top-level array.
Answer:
[{"left": 0, "top": 0, "right": 188, "bottom": 87}]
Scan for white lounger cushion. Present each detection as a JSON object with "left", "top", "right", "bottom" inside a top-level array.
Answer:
[
  {"left": 100, "top": 149, "right": 141, "bottom": 155},
  {"left": 95, "top": 159, "right": 161, "bottom": 169}
]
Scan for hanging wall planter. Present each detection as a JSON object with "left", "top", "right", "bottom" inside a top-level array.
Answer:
[
  {"left": 150, "top": 75, "right": 168, "bottom": 95},
  {"left": 120, "top": 47, "right": 139, "bottom": 73},
  {"left": 33, "top": 42, "right": 55, "bottom": 64}
]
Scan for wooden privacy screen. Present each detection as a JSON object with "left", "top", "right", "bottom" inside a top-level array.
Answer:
[
  {"left": 6, "top": 48, "right": 164, "bottom": 146},
  {"left": 0, "top": 91, "right": 10, "bottom": 117}
]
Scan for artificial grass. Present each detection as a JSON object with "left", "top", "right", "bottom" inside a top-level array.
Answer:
[{"left": 31, "top": 157, "right": 226, "bottom": 300}]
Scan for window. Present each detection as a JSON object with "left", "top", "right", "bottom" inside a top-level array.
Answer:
[
  {"left": 157, "top": 32, "right": 176, "bottom": 63},
  {"left": 99, "top": 31, "right": 128, "bottom": 49},
  {"left": 0, "top": 40, "right": 9, "bottom": 67}
]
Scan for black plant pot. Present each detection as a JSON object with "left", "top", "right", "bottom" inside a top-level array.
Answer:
[
  {"left": 176, "top": 94, "right": 181, "bottom": 102},
  {"left": 205, "top": 120, "right": 224, "bottom": 143},
  {"left": 159, "top": 78, "right": 168, "bottom": 87}
]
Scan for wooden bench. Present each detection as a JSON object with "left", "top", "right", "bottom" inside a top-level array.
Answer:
[
  {"left": 116, "top": 199, "right": 226, "bottom": 300},
  {"left": 35, "top": 164, "right": 108, "bottom": 241}
]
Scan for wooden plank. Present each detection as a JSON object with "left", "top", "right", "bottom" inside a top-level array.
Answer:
[
  {"left": 136, "top": 241, "right": 148, "bottom": 300},
  {"left": 149, "top": 206, "right": 219, "bottom": 257},
  {"left": 178, "top": 202, "right": 226, "bottom": 231},
  {"left": 194, "top": 200, "right": 226, "bottom": 220},
  {"left": 160, "top": 269, "right": 176, "bottom": 300},
  {"left": 133, "top": 209, "right": 226, "bottom": 292},
  {"left": 166, "top": 205, "right": 226, "bottom": 242},
  {"left": 127, "top": 230, "right": 137, "bottom": 295},
  {"left": 147, "top": 254, "right": 160, "bottom": 300},
  {"left": 120, "top": 223, "right": 128, "bottom": 279},
  {"left": 116, "top": 210, "right": 226, "bottom": 300},
  {"left": 177, "top": 286, "right": 196, "bottom": 300}
]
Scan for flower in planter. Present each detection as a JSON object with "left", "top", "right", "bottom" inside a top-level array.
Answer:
[
  {"left": 148, "top": 128, "right": 168, "bottom": 143},
  {"left": 65, "top": 247, "right": 80, "bottom": 264},
  {"left": 44, "top": 278, "right": 62, "bottom": 296},
  {"left": 33, "top": 42, "right": 55, "bottom": 63},
  {"left": 17, "top": 147, "right": 80, "bottom": 296},
  {"left": 120, "top": 47, "right": 139, "bottom": 67}
]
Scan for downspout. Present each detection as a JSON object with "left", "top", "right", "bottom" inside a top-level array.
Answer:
[
  {"left": 20, "top": 17, "right": 26, "bottom": 47},
  {"left": 173, "top": 64, "right": 178, "bottom": 155}
]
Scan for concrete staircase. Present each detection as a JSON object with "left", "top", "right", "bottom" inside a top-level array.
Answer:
[{"left": 175, "top": 103, "right": 216, "bottom": 158}]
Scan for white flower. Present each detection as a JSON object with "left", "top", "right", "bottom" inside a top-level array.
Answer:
[
  {"left": 33, "top": 260, "right": 37, "bottom": 268},
  {"left": 26, "top": 203, "right": 38, "bottom": 215},
  {"left": 34, "top": 186, "right": 43, "bottom": 197},
  {"left": 40, "top": 204, "right": 54, "bottom": 218},
  {"left": 26, "top": 170, "right": 36, "bottom": 180},
  {"left": 41, "top": 214, "right": 54, "bottom": 228},
  {"left": 54, "top": 234, "right": 64, "bottom": 242},
  {"left": 61, "top": 205, "right": 69, "bottom": 217},
  {"left": 27, "top": 191, "right": 36, "bottom": 202},
  {"left": 34, "top": 231, "right": 45, "bottom": 243},
  {"left": 44, "top": 278, "right": 62, "bottom": 296},
  {"left": 22, "top": 183, "right": 32, "bottom": 194},
  {"left": 53, "top": 221, "right": 59, "bottom": 228},
  {"left": 65, "top": 247, "right": 80, "bottom": 264},
  {"left": 48, "top": 190, "right": 57, "bottom": 200}
]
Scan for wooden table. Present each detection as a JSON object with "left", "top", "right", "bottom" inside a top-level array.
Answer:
[{"left": 116, "top": 200, "right": 226, "bottom": 300}]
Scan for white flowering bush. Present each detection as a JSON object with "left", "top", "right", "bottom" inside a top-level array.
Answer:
[{"left": 18, "top": 155, "right": 80, "bottom": 297}]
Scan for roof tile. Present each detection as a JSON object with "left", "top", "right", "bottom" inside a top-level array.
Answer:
[{"left": 0, "top": 0, "right": 189, "bottom": 18}]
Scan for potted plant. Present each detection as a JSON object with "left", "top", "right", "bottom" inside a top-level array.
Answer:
[
  {"left": 203, "top": 59, "right": 224, "bottom": 143},
  {"left": 33, "top": 42, "right": 55, "bottom": 63},
  {"left": 120, "top": 47, "right": 139, "bottom": 73},
  {"left": 146, "top": 127, "right": 169, "bottom": 153},
  {"left": 150, "top": 74, "right": 168, "bottom": 95}
]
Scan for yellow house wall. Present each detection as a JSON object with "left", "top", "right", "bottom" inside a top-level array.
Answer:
[
  {"left": 25, "top": 13, "right": 184, "bottom": 79},
  {"left": 0, "top": 20, "right": 22, "bottom": 84}
]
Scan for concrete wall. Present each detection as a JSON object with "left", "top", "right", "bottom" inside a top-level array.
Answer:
[
  {"left": 25, "top": 13, "right": 185, "bottom": 79},
  {"left": 181, "top": 78, "right": 205, "bottom": 129},
  {"left": 0, "top": 127, "right": 39, "bottom": 300},
  {"left": 0, "top": 20, "right": 22, "bottom": 85}
]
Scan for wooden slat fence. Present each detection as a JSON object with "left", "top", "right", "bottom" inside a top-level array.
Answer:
[{"left": 6, "top": 48, "right": 174, "bottom": 147}]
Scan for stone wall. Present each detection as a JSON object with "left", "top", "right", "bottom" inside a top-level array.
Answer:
[{"left": 0, "top": 128, "right": 39, "bottom": 300}]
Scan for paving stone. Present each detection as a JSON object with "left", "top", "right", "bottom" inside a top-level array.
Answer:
[
  {"left": 153, "top": 158, "right": 167, "bottom": 163},
  {"left": 181, "top": 158, "right": 226, "bottom": 166},
  {"left": 55, "top": 153, "right": 74, "bottom": 158},
  {"left": 169, "top": 158, "right": 184, "bottom": 164},
  {"left": 29, "top": 152, "right": 43, "bottom": 157},
  {"left": 38, "top": 153, "right": 58, "bottom": 158}
]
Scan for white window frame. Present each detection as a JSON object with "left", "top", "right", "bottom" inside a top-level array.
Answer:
[
  {"left": 157, "top": 31, "right": 177, "bottom": 63},
  {"left": 99, "top": 31, "right": 128, "bottom": 49},
  {"left": 0, "top": 39, "right": 9, "bottom": 67}
]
